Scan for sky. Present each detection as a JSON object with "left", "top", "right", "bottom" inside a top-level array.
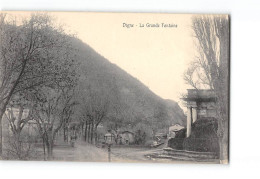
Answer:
[
  {"left": 5, "top": 11, "right": 196, "bottom": 106},
  {"left": 53, "top": 12, "right": 195, "bottom": 104}
]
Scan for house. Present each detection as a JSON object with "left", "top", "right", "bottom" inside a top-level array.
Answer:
[
  {"left": 118, "top": 131, "right": 135, "bottom": 145},
  {"left": 3, "top": 107, "right": 31, "bottom": 135}
]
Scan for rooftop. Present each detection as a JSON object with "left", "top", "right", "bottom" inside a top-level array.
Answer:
[{"left": 182, "top": 89, "right": 217, "bottom": 102}]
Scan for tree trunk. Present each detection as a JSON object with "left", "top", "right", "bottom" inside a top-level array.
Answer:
[
  {"left": 0, "top": 104, "right": 11, "bottom": 156},
  {"left": 218, "top": 118, "right": 229, "bottom": 164},
  {"left": 87, "top": 122, "right": 91, "bottom": 143},
  {"left": 81, "top": 123, "right": 83, "bottom": 140},
  {"left": 90, "top": 122, "right": 94, "bottom": 144},
  {"left": 63, "top": 126, "right": 66, "bottom": 142},
  {"left": 84, "top": 121, "right": 88, "bottom": 142},
  {"left": 46, "top": 139, "right": 54, "bottom": 160},
  {"left": 0, "top": 105, "right": 7, "bottom": 157},
  {"left": 94, "top": 126, "right": 98, "bottom": 145},
  {"left": 0, "top": 113, "right": 2, "bottom": 158},
  {"left": 42, "top": 137, "right": 46, "bottom": 161},
  {"left": 46, "top": 143, "right": 52, "bottom": 160},
  {"left": 0, "top": 56, "right": 29, "bottom": 157}
]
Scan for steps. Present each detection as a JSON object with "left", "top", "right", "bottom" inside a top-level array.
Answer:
[{"left": 145, "top": 147, "right": 219, "bottom": 162}]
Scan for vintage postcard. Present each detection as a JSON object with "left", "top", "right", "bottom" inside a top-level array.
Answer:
[{"left": 0, "top": 11, "right": 229, "bottom": 164}]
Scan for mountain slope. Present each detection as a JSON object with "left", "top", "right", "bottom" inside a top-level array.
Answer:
[{"left": 71, "top": 37, "right": 186, "bottom": 130}]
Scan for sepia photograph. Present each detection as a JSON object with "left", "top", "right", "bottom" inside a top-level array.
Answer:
[{"left": 0, "top": 11, "right": 229, "bottom": 164}]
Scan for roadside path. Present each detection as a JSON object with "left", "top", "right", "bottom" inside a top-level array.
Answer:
[{"left": 52, "top": 141, "right": 143, "bottom": 162}]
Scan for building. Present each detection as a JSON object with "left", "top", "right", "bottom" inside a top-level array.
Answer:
[
  {"left": 118, "top": 131, "right": 135, "bottom": 145},
  {"left": 182, "top": 89, "right": 217, "bottom": 137}
]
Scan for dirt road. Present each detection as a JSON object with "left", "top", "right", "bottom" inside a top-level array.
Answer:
[{"left": 51, "top": 142, "right": 152, "bottom": 163}]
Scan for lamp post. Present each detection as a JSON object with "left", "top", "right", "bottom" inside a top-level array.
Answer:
[{"left": 104, "top": 131, "right": 114, "bottom": 162}]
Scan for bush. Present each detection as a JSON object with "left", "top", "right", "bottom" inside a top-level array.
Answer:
[
  {"left": 167, "top": 118, "right": 219, "bottom": 155},
  {"left": 168, "top": 138, "right": 185, "bottom": 150},
  {"left": 3, "top": 135, "right": 38, "bottom": 160}
]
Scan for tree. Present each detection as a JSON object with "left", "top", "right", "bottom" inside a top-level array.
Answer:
[
  {"left": 4, "top": 98, "right": 31, "bottom": 139},
  {"left": 32, "top": 84, "right": 77, "bottom": 160},
  {"left": 31, "top": 55, "right": 78, "bottom": 160},
  {"left": 61, "top": 88, "right": 78, "bottom": 143},
  {"left": 184, "top": 15, "right": 229, "bottom": 163},
  {"left": 80, "top": 86, "right": 110, "bottom": 144},
  {"left": 0, "top": 12, "right": 76, "bottom": 156},
  {"left": 3, "top": 93, "right": 35, "bottom": 160}
]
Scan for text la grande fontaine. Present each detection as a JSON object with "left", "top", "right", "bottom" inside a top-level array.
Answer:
[{"left": 123, "top": 23, "right": 178, "bottom": 28}]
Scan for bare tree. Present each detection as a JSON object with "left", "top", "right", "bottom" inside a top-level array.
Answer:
[
  {"left": 184, "top": 15, "right": 229, "bottom": 162},
  {"left": 32, "top": 63, "right": 78, "bottom": 160},
  {"left": 80, "top": 109, "right": 92, "bottom": 143},
  {"left": 3, "top": 94, "right": 35, "bottom": 160},
  {"left": 61, "top": 89, "right": 77, "bottom": 143},
  {"left": 0, "top": 13, "right": 75, "bottom": 156},
  {"left": 80, "top": 86, "right": 110, "bottom": 145},
  {"left": 32, "top": 84, "right": 77, "bottom": 160},
  {"left": 184, "top": 48, "right": 214, "bottom": 90}
]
